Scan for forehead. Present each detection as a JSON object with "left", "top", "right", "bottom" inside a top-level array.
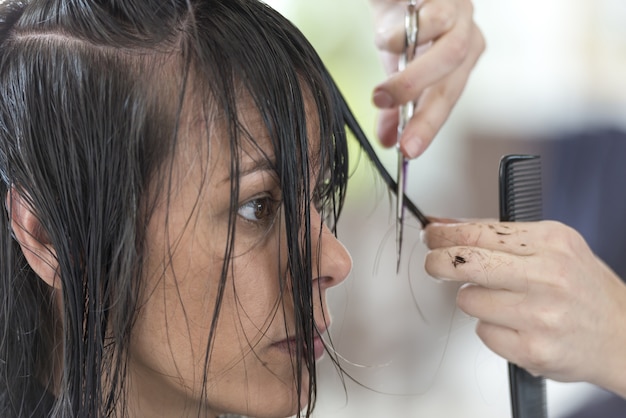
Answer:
[
  {"left": 198, "top": 89, "right": 323, "bottom": 167},
  {"left": 173, "top": 88, "right": 324, "bottom": 191}
]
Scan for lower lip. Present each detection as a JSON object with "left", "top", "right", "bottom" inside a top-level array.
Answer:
[
  {"left": 313, "top": 336, "right": 325, "bottom": 360},
  {"left": 273, "top": 336, "right": 326, "bottom": 360}
]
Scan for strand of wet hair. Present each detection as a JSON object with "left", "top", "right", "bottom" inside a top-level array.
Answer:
[{"left": 340, "top": 99, "right": 430, "bottom": 229}]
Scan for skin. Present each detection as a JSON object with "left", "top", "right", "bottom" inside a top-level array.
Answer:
[
  {"left": 124, "top": 99, "right": 352, "bottom": 418},
  {"left": 369, "top": 0, "right": 485, "bottom": 158},
  {"left": 423, "top": 220, "right": 626, "bottom": 398}
]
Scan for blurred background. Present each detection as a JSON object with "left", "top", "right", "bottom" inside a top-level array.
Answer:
[{"left": 265, "top": 0, "right": 626, "bottom": 417}]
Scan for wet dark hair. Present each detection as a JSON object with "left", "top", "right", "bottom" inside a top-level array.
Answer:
[{"left": 0, "top": 0, "right": 414, "bottom": 417}]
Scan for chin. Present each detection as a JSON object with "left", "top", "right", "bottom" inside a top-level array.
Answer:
[{"left": 224, "top": 377, "right": 312, "bottom": 418}]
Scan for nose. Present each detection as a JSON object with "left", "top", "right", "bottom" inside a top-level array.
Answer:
[{"left": 310, "top": 205, "right": 352, "bottom": 291}]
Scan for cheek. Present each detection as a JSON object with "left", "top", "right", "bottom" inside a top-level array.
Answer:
[
  {"left": 130, "top": 222, "right": 288, "bottom": 373},
  {"left": 128, "top": 201, "right": 305, "bottom": 415},
  {"left": 229, "top": 234, "right": 287, "bottom": 333},
  {"left": 128, "top": 247, "right": 220, "bottom": 384},
  {"left": 232, "top": 214, "right": 289, "bottom": 299},
  {"left": 126, "top": 202, "right": 228, "bottom": 390}
]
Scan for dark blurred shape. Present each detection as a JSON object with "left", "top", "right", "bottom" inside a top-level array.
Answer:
[
  {"left": 544, "top": 128, "right": 626, "bottom": 279},
  {"left": 542, "top": 128, "right": 626, "bottom": 418},
  {"left": 561, "top": 388, "right": 626, "bottom": 418}
]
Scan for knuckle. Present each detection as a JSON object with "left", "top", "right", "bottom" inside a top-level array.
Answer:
[
  {"left": 455, "top": 284, "right": 472, "bottom": 310},
  {"left": 447, "top": 35, "right": 470, "bottom": 64},
  {"left": 540, "top": 221, "right": 567, "bottom": 247},
  {"left": 424, "top": 252, "right": 437, "bottom": 276},
  {"left": 531, "top": 306, "right": 563, "bottom": 333},
  {"left": 415, "top": 115, "right": 438, "bottom": 142},
  {"left": 476, "top": 27, "right": 487, "bottom": 53},
  {"left": 474, "top": 320, "right": 489, "bottom": 341},
  {"left": 391, "top": 73, "right": 418, "bottom": 103},
  {"left": 427, "top": 2, "right": 455, "bottom": 34},
  {"left": 400, "top": 78, "right": 417, "bottom": 97},
  {"left": 542, "top": 220, "right": 586, "bottom": 254},
  {"left": 544, "top": 266, "right": 567, "bottom": 293},
  {"left": 465, "top": 0, "right": 475, "bottom": 16},
  {"left": 565, "top": 227, "right": 588, "bottom": 253},
  {"left": 424, "top": 250, "right": 448, "bottom": 279},
  {"left": 522, "top": 335, "right": 554, "bottom": 371}
]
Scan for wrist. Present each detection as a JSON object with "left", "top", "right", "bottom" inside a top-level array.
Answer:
[{"left": 588, "top": 274, "right": 626, "bottom": 398}]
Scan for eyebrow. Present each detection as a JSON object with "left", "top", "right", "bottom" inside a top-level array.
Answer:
[{"left": 219, "top": 157, "right": 276, "bottom": 185}]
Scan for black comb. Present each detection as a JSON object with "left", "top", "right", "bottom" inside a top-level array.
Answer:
[{"left": 499, "top": 155, "right": 547, "bottom": 418}]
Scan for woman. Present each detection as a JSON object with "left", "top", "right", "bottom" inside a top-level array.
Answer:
[{"left": 0, "top": 0, "right": 481, "bottom": 417}]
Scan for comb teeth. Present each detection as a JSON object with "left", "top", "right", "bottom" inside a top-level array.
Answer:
[{"left": 499, "top": 155, "right": 542, "bottom": 222}]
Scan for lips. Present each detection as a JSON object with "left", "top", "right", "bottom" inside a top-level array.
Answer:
[{"left": 272, "top": 329, "right": 327, "bottom": 360}]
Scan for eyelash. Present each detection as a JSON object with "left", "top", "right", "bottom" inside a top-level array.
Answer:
[
  {"left": 236, "top": 175, "right": 337, "bottom": 233},
  {"left": 237, "top": 194, "right": 281, "bottom": 229}
]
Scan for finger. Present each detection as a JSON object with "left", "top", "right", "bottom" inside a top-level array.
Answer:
[
  {"left": 427, "top": 216, "right": 463, "bottom": 224},
  {"left": 374, "top": 0, "right": 459, "bottom": 54},
  {"left": 477, "top": 321, "right": 554, "bottom": 377},
  {"left": 379, "top": 50, "right": 400, "bottom": 75},
  {"left": 423, "top": 216, "right": 498, "bottom": 224},
  {"left": 423, "top": 221, "right": 538, "bottom": 255},
  {"left": 375, "top": 26, "right": 484, "bottom": 152},
  {"left": 372, "top": 5, "right": 476, "bottom": 109},
  {"left": 376, "top": 108, "right": 399, "bottom": 148},
  {"left": 372, "top": 2, "right": 406, "bottom": 54},
  {"left": 398, "top": 26, "right": 484, "bottom": 158},
  {"left": 425, "top": 246, "right": 531, "bottom": 291},
  {"left": 456, "top": 284, "right": 530, "bottom": 329},
  {"left": 474, "top": 321, "right": 528, "bottom": 368}
]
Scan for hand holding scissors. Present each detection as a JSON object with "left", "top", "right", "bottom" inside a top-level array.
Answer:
[{"left": 370, "top": 0, "right": 484, "bottom": 159}]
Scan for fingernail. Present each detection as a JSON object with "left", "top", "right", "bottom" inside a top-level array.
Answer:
[
  {"left": 402, "top": 137, "right": 423, "bottom": 159},
  {"left": 372, "top": 90, "right": 394, "bottom": 109}
]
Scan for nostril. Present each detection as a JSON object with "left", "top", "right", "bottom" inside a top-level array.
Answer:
[{"left": 313, "top": 276, "right": 332, "bottom": 289}]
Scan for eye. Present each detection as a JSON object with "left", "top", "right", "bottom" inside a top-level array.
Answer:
[{"left": 237, "top": 195, "right": 280, "bottom": 225}]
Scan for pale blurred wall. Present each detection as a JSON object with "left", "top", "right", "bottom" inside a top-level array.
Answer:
[
  {"left": 263, "top": 0, "right": 626, "bottom": 417},
  {"left": 465, "top": 0, "right": 626, "bottom": 135}
]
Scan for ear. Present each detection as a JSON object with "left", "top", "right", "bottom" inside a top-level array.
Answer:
[{"left": 6, "top": 189, "right": 60, "bottom": 289}]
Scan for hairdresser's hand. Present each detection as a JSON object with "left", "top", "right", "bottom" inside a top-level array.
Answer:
[
  {"left": 369, "top": 0, "right": 484, "bottom": 158},
  {"left": 423, "top": 220, "right": 626, "bottom": 397}
]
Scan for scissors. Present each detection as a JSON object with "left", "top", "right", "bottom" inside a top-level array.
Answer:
[{"left": 396, "top": 0, "right": 419, "bottom": 272}]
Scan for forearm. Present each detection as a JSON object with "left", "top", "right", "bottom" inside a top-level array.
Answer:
[{"left": 587, "top": 266, "right": 626, "bottom": 398}]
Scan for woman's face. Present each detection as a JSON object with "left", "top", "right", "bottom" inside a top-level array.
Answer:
[{"left": 126, "top": 100, "right": 352, "bottom": 417}]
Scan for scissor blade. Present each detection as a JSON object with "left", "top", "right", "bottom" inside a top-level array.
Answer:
[
  {"left": 396, "top": 0, "right": 419, "bottom": 272},
  {"left": 396, "top": 153, "right": 407, "bottom": 271}
]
